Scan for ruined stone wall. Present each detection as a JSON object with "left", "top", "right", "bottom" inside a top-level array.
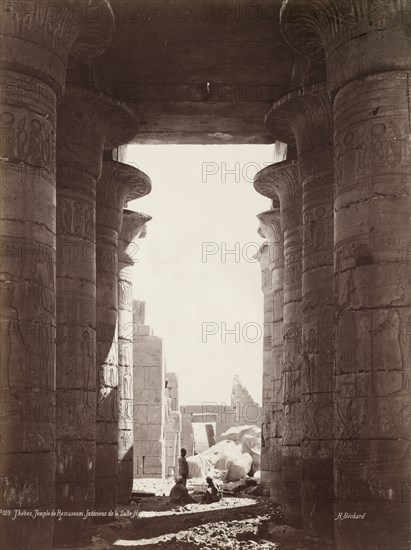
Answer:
[
  {"left": 231, "top": 375, "right": 262, "bottom": 427},
  {"left": 133, "top": 301, "right": 165, "bottom": 478},
  {"left": 164, "top": 372, "right": 182, "bottom": 477}
]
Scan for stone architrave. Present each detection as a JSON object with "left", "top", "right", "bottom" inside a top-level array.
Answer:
[
  {"left": 254, "top": 160, "right": 302, "bottom": 522},
  {"left": 256, "top": 207, "right": 284, "bottom": 500},
  {"left": 96, "top": 163, "right": 151, "bottom": 510},
  {"left": 0, "top": 2, "right": 114, "bottom": 549},
  {"left": 265, "top": 82, "right": 334, "bottom": 541},
  {"left": 280, "top": 2, "right": 411, "bottom": 548},
  {"left": 55, "top": 88, "right": 137, "bottom": 543}
]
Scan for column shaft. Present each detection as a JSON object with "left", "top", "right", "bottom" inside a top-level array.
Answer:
[
  {"left": 96, "top": 201, "right": 120, "bottom": 510},
  {"left": 266, "top": 83, "right": 335, "bottom": 540},
  {"left": 0, "top": 2, "right": 114, "bottom": 548},
  {"left": 96, "top": 163, "right": 151, "bottom": 510},
  {"left": 257, "top": 242, "right": 273, "bottom": 495},
  {"left": 257, "top": 209, "right": 284, "bottom": 499},
  {"left": 280, "top": 2, "right": 411, "bottom": 547},
  {"left": 0, "top": 67, "right": 57, "bottom": 550},
  {"left": 334, "top": 71, "right": 410, "bottom": 549},
  {"left": 118, "top": 210, "right": 151, "bottom": 503},
  {"left": 55, "top": 90, "right": 136, "bottom": 542},
  {"left": 117, "top": 250, "right": 134, "bottom": 502},
  {"left": 254, "top": 161, "right": 302, "bottom": 521}
]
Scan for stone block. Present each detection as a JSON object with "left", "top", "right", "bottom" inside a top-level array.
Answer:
[
  {"left": 143, "top": 456, "right": 163, "bottom": 475},
  {"left": 136, "top": 440, "right": 163, "bottom": 456},
  {"left": 55, "top": 440, "right": 95, "bottom": 482},
  {"left": 134, "top": 423, "right": 163, "bottom": 441},
  {"left": 95, "top": 443, "right": 118, "bottom": 477},
  {"left": 143, "top": 366, "right": 163, "bottom": 387},
  {"left": 134, "top": 388, "right": 163, "bottom": 404},
  {"left": 96, "top": 420, "right": 118, "bottom": 444},
  {"left": 134, "top": 404, "right": 163, "bottom": 424}
]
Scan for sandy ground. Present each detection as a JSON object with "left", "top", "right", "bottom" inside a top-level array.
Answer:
[{"left": 55, "top": 478, "right": 335, "bottom": 550}]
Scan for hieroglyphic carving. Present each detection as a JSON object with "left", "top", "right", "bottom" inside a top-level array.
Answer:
[
  {"left": 117, "top": 209, "right": 151, "bottom": 503},
  {"left": 255, "top": 159, "right": 302, "bottom": 518},
  {"left": 1, "top": 3, "right": 116, "bottom": 548},
  {"left": 332, "top": 70, "right": 411, "bottom": 547},
  {"left": 280, "top": 0, "right": 411, "bottom": 89}
]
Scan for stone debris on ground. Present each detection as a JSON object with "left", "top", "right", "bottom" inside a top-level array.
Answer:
[
  {"left": 137, "top": 497, "right": 256, "bottom": 518},
  {"left": 186, "top": 426, "right": 262, "bottom": 483},
  {"left": 113, "top": 516, "right": 276, "bottom": 548},
  {"left": 59, "top": 493, "right": 335, "bottom": 550}
]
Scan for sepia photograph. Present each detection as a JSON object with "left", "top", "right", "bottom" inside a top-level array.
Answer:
[{"left": 0, "top": 0, "right": 410, "bottom": 549}]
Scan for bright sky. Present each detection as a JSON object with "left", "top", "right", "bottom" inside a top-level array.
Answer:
[{"left": 126, "top": 144, "right": 282, "bottom": 407}]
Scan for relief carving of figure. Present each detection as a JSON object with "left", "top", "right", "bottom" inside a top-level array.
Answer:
[
  {"left": 371, "top": 310, "right": 403, "bottom": 373},
  {"left": 84, "top": 206, "right": 94, "bottom": 239},
  {"left": 29, "top": 119, "right": 43, "bottom": 162},
  {"left": 81, "top": 330, "right": 93, "bottom": 395},
  {"left": 124, "top": 369, "right": 132, "bottom": 400},
  {"left": 341, "top": 131, "right": 356, "bottom": 179},
  {"left": 336, "top": 399, "right": 356, "bottom": 440},
  {"left": 0, "top": 112, "right": 15, "bottom": 155},
  {"left": 303, "top": 211, "right": 315, "bottom": 249},
  {"left": 42, "top": 122, "right": 51, "bottom": 165},
  {"left": 17, "top": 116, "right": 28, "bottom": 157},
  {"left": 59, "top": 200, "right": 73, "bottom": 233},
  {"left": 120, "top": 430, "right": 132, "bottom": 450},
  {"left": 0, "top": 272, "right": 28, "bottom": 388},
  {"left": 303, "top": 328, "right": 317, "bottom": 401},
  {"left": 370, "top": 121, "right": 402, "bottom": 166},
  {"left": 73, "top": 202, "right": 84, "bottom": 235}
]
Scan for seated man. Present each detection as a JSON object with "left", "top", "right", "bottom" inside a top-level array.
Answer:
[
  {"left": 202, "top": 476, "right": 221, "bottom": 504},
  {"left": 169, "top": 477, "right": 196, "bottom": 505}
]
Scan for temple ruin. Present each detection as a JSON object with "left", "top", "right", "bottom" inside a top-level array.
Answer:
[{"left": 0, "top": 1, "right": 410, "bottom": 549}]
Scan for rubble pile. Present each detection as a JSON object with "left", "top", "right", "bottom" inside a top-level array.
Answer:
[{"left": 187, "top": 426, "right": 261, "bottom": 483}]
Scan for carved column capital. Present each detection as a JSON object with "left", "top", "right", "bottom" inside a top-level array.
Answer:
[
  {"left": 265, "top": 81, "right": 332, "bottom": 149},
  {"left": 97, "top": 161, "right": 151, "bottom": 236},
  {"left": 280, "top": 0, "right": 411, "bottom": 93},
  {"left": 57, "top": 86, "right": 138, "bottom": 190},
  {"left": 0, "top": 0, "right": 115, "bottom": 96},
  {"left": 254, "top": 160, "right": 300, "bottom": 233},
  {"left": 258, "top": 209, "right": 283, "bottom": 245},
  {"left": 68, "top": 1, "right": 115, "bottom": 68},
  {"left": 119, "top": 209, "right": 152, "bottom": 267},
  {"left": 257, "top": 209, "right": 284, "bottom": 295}
]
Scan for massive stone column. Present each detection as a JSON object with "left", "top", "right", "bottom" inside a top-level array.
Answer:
[
  {"left": 118, "top": 208, "right": 151, "bottom": 503},
  {"left": 255, "top": 238, "right": 273, "bottom": 494},
  {"left": 254, "top": 161, "right": 302, "bottom": 522},
  {"left": 281, "top": 2, "right": 411, "bottom": 548},
  {"left": 265, "top": 83, "right": 334, "bottom": 541},
  {"left": 55, "top": 89, "right": 137, "bottom": 542},
  {"left": 96, "top": 164, "right": 151, "bottom": 510},
  {"left": 256, "top": 207, "right": 284, "bottom": 498},
  {"left": 0, "top": 3, "right": 114, "bottom": 549}
]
